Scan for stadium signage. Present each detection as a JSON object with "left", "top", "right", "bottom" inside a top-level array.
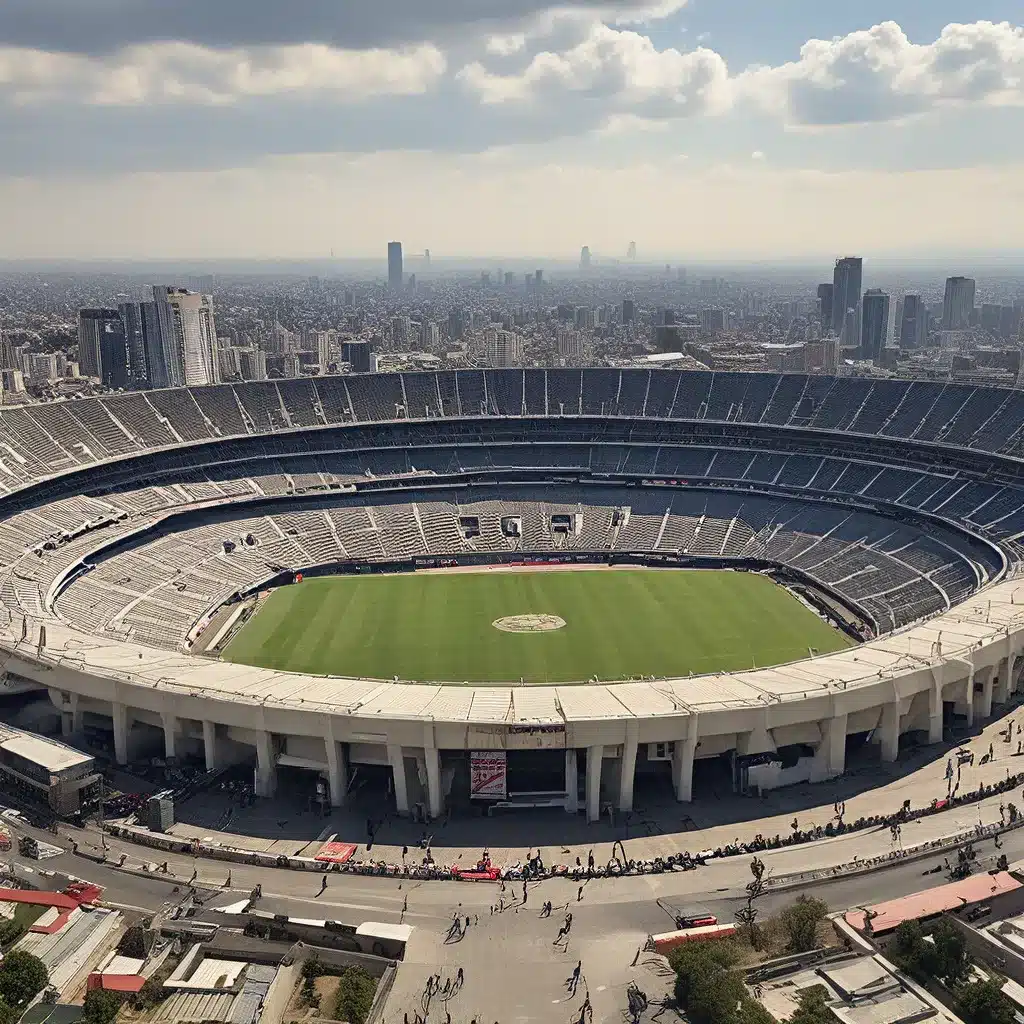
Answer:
[{"left": 470, "top": 751, "right": 507, "bottom": 799}]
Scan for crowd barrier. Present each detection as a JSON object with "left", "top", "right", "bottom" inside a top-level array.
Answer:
[{"left": 98, "top": 770, "right": 1024, "bottom": 887}]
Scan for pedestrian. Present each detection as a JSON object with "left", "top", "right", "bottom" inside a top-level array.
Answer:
[
  {"left": 317, "top": 874, "right": 327, "bottom": 897},
  {"left": 465, "top": 915, "right": 471, "bottom": 931},
  {"left": 457, "top": 967, "right": 464, "bottom": 986},
  {"left": 522, "top": 881, "right": 528, "bottom": 904},
  {"left": 577, "top": 885, "right": 584, "bottom": 902}
]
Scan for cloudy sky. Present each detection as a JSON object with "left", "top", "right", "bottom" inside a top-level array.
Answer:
[{"left": 1, "top": 1, "right": 1022, "bottom": 260}]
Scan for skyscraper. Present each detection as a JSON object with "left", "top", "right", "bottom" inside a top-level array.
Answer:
[
  {"left": 861, "top": 289, "right": 890, "bottom": 362},
  {"left": 899, "top": 294, "right": 928, "bottom": 349},
  {"left": 117, "top": 302, "right": 150, "bottom": 388},
  {"left": 621, "top": 299, "right": 636, "bottom": 324},
  {"left": 78, "top": 308, "right": 120, "bottom": 379},
  {"left": 152, "top": 286, "right": 219, "bottom": 387},
  {"left": 579, "top": 246, "right": 592, "bottom": 271},
  {"left": 140, "top": 300, "right": 168, "bottom": 388},
  {"left": 100, "top": 321, "right": 130, "bottom": 389},
  {"left": 831, "top": 258, "right": 863, "bottom": 339},
  {"left": 626, "top": 241, "right": 637, "bottom": 261},
  {"left": 942, "top": 276, "right": 976, "bottom": 330},
  {"left": 388, "top": 242, "right": 404, "bottom": 290},
  {"left": 816, "top": 283, "right": 834, "bottom": 334}
]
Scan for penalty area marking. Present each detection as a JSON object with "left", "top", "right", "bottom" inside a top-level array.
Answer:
[{"left": 492, "top": 614, "right": 567, "bottom": 633}]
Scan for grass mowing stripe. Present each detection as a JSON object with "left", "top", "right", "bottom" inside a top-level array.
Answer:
[{"left": 222, "top": 569, "right": 853, "bottom": 684}]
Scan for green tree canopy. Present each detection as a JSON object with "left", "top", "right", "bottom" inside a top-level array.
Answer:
[
  {"left": 333, "top": 967, "right": 377, "bottom": 1024},
  {"left": 82, "top": 989, "right": 124, "bottom": 1024},
  {"left": 669, "top": 942, "right": 747, "bottom": 1024},
  {"left": 956, "top": 980, "right": 1016, "bottom": 1024},
  {"left": 780, "top": 896, "right": 829, "bottom": 953},
  {"left": 0, "top": 950, "right": 48, "bottom": 1007},
  {"left": 789, "top": 985, "right": 836, "bottom": 1024}
]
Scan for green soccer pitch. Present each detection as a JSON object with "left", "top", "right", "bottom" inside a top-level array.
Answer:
[{"left": 221, "top": 568, "right": 854, "bottom": 685}]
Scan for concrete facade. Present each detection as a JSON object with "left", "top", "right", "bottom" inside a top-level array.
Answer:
[{"left": 16, "top": 583, "right": 1024, "bottom": 821}]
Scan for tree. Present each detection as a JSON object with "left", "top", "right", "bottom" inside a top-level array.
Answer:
[
  {"left": 737, "top": 997, "right": 776, "bottom": 1024},
  {"left": 890, "top": 919, "right": 973, "bottom": 987},
  {"left": 116, "top": 926, "right": 146, "bottom": 959},
  {"left": 0, "top": 997, "right": 18, "bottom": 1024},
  {"left": 779, "top": 896, "right": 829, "bottom": 953},
  {"left": 932, "top": 920, "right": 972, "bottom": 986},
  {"left": 333, "top": 968, "right": 377, "bottom": 1024},
  {"left": 789, "top": 985, "right": 836, "bottom": 1024},
  {"left": 82, "top": 989, "right": 124, "bottom": 1024},
  {"left": 890, "top": 921, "right": 939, "bottom": 983},
  {"left": 956, "top": 980, "right": 1016, "bottom": 1024},
  {"left": 669, "top": 942, "right": 746, "bottom": 1024},
  {"left": 0, "top": 950, "right": 48, "bottom": 1007}
]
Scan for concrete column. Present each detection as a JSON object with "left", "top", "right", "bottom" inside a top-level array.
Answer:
[
  {"left": 961, "top": 676, "right": 975, "bottom": 728},
  {"left": 975, "top": 667, "right": 994, "bottom": 721},
  {"left": 325, "top": 737, "right": 347, "bottom": 808},
  {"left": 424, "top": 746, "right": 442, "bottom": 820},
  {"left": 112, "top": 702, "right": 129, "bottom": 766},
  {"left": 929, "top": 685, "right": 944, "bottom": 744},
  {"left": 673, "top": 734, "right": 696, "bottom": 802},
  {"left": 994, "top": 659, "right": 1011, "bottom": 706},
  {"left": 388, "top": 744, "right": 409, "bottom": 816},
  {"left": 828, "top": 713, "right": 848, "bottom": 775},
  {"left": 202, "top": 720, "right": 219, "bottom": 772},
  {"left": 255, "top": 731, "right": 277, "bottom": 798},
  {"left": 879, "top": 701, "right": 900, "bottom": 762},
  {"left": 813, "top": 713, "right": 847, "bottom": 780},
  {"left": 61, "top": 712, "right": 73, "bottom": 738},
  {"left": 618, "top": 721, "right": 639, "bottom": 813},
  {"left": 586, "top": 745, "right": 603, "bottom": 823},
  {"left": 1012, "top": 655, "right": 1024, "bottom": 695},
  {"left": 161, "top": 713, "right": 178, "bottom": 760},
  {"left": 565, "top": 748, "right": 579, "bottom": 814}
]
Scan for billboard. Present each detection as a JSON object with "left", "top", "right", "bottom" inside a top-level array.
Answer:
[{"left": 470, "top": 751, "right": 507, "bottom": 800}]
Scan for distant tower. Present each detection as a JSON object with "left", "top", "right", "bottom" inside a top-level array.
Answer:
[
  {"left": 388, "top": 241, "right": 404, "bottom": 290},
  {"left": 900, "top": 294, "right": 928, "bottom": 349},
  {"left": 816, "top": 283, "right": 834, "bottom": 334},
  {"left": 423, "top": 248, "right": 431, "bottom": 269},
  {"left": 942, "top": 276, "right": 976, "bottom": 330},
  {"left": 831, "top": 257, "right": 863, "bottom": 340},
  {"left": 627, "top": 241, "right": 637, "bottom": 261},
  {"left": 861, "top": 289, "right": 890, "bottom": 363},
  {"left": 579, "top": 246, "right": 592, "bottom": 272}
]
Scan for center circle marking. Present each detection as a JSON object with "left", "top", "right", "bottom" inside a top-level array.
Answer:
[{"left": 493, "top": 614, "right": 567, "bottom": 633}]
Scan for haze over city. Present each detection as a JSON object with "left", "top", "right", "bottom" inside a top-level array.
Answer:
[{"left": 1, "top": 0, "right": 1023, "bottom": 259}]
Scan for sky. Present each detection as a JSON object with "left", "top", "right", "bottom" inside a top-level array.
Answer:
[{"left": 0, "top": 1, "right": 1022, "bottom": 261}]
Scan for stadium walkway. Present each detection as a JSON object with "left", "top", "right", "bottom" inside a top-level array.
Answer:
[{"left": 165, "top": 703, "right": 1024, "bottom": 871}]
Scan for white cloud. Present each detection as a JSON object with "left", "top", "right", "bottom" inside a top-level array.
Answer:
[
  {"left": 0, "top": 41, "right": 447, "bottom": 106},
  {"left": 741, "top": 20, "right": 1024, "bottom": 126},
  {"left": 751, "top": 150, "right": 765, "bottom": 160},
  {"left": 457, "top": 22, "right": 731, "bottom": 120},
  {"left": 484, "top": 33, "right": 527, "bottom": 57}
]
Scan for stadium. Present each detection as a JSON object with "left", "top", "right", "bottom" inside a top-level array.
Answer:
[{"left": 1, "top": 368, "right": 1023, "bottom": 824}]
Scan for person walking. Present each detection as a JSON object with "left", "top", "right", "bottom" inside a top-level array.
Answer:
[{"left": 317, "top": 874, "right": 327, "bottom": 897}]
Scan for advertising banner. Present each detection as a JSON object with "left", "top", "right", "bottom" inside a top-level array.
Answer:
[{"left": 470, "top": 751, "right": 507, "bottom": 799}]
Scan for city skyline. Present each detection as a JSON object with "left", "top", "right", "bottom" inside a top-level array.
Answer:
[{"left": 0, "top": 2, "right": 1022, "bottom": 259}]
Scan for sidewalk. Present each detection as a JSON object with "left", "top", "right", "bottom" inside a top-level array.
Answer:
[{"left": 161, "top": 707, "right": 1024, "bottom": 874}]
